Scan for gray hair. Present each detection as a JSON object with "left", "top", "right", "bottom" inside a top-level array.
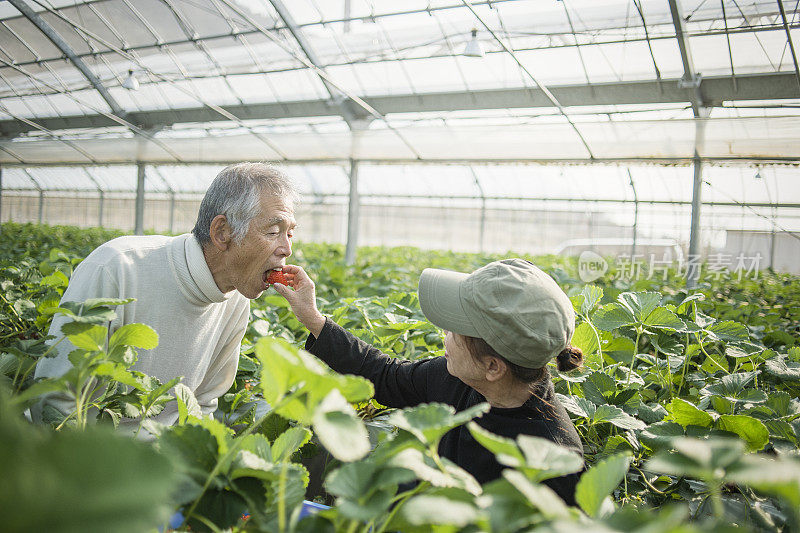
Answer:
[{"left": 192, "top": 162, "right": 299, "bottom": 247}]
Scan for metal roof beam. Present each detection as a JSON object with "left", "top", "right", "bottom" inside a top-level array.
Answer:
[
  {"left": 7, "top": 0, "right": 126, "bottom": 119},
  {"left": 668, "top": 0, "right": 704, "bottom": 113},
  {"left": 6, "top": 19, "right": 799, "bottom": 74},
  {"left": 2, "top": 156, "right": 800, "bottom": 166},
  {"left": 1, "top": 72, "right": 796, "bottom": 137},
  {"left": 268, "top": 0, "right": 362, "bottom": 123}
]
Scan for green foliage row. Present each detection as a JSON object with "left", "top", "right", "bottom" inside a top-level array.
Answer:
[{"left": 1, "top": 223, "right": 800, "bottom": 533}]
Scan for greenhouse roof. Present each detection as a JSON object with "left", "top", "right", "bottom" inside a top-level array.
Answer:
[{"left": 0, "top": 0, "right": 798, "bottom": 165}]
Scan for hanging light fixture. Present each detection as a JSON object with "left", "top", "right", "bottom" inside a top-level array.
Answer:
[
  {"left": 122, "top": 69, "right": 140, "bottom": 91},
  {"left": 463, "top": 28, "right": 484, "bottom": 57}
]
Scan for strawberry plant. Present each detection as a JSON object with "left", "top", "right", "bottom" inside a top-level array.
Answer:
[{"left": 1, "top": 222, "right": 799, "bottom": 532}]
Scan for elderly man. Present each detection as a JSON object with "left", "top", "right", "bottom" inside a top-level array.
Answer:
[{"left": 33, "top": 162, "right": 297, "bottom": 430}]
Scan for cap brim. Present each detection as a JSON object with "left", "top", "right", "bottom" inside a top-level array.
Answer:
[{"left": 418, "top": 268, "right": 481, "bottom": 337}]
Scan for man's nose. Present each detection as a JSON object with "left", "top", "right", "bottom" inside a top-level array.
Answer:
[{"left": 275, "top": 234, "right": 292, "bottom": 257}]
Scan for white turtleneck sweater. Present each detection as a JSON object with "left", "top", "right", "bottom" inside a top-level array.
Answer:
[{"left": 34, "top": 233, "right": 250, "bottom": 431}]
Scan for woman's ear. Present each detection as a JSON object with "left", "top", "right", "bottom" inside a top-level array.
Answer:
[
  {"left": 209, "top": 214, "right": 232, "bottom": 251},
  {"left": 484, "top": 357, "right": 508, "bottom": 382}
]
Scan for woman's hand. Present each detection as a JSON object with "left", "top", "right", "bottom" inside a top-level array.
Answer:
[{"left": 272, "top": 264, "right": 326, "bottom": 338}]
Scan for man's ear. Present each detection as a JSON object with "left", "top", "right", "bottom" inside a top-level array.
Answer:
[
  {"left": 209, "top": 214, "right": 232, "bottom": 251},
  {"left": 485, "top": 357, "right": 508, "bottom": 382}
]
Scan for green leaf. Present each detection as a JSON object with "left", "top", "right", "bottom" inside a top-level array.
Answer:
[
  {"left": 582, "top": 371, "right": 616, "bottom": 405},
  {"left": 716, "top": 415, "right": 770, "bottom": 451},
  {"left": 707, "top": 321, "right": 750, "bottom": 342},
  {"left": 174, "top": 383, "right": 202, "bottom": 424},
  {"left": 200, "top": 417, "right": 234, "bottom": 458},
  {"left": 41, "top": 270, "right": 69, "bottom": 289},
  {"left": 53, "top": 299, "right": 129, "bottom": 325},
  {"left": 575, "top": 452, "right": 632, "bottom": 518},
  {"left": 665, "top": 398, "right": 714, "bottom": 429},
  {"left": 237, "top": 433, "right": 272, "bottom": 463},
  {"left": 337, "top": 490, "right": 394, "bottom": 523},
  {"left": 676, "top": 293, "right": 705, "bottom": 314},
  {"left": 556, "top": 393, "right": 595, "bottom": 418},
  {"left": 643, "top": 308, "right": 686, "bottom": 331},
  {"left": 140, "top": 376, "right": 182, "bottom": 411},
  {"left": 639, "top": 421, "right": 689, "bottom": 450},
  {"left": 651, "top": 332, "right": 684, "bottom": 356},
  {"left": 726, "top": 341, "right": 765, "bottom": 359},
  {"left": 389, "top": 448, "right": 482, "bottom": 495},
  {"left": 789, "top": 346, "right": 800, "bottom": 362},
  {"left": 763, "top": 419, "right": 798, "bottom": 443},
  {"left": 645, "top": 437, "right": 746, "bottom": 480},
  {"left": 401, "top": 495, "right": 479, "bottom": 527},
  {"left": 764, "top": 391, "right": 800, "bottom": 419},
  {"left": 271, "top": 426, "right": 312, "bottom": 463},
  {"left": 603, "top": 434, "right": 636, "bottom": 455},
  {"left": 0, "top": 416, "right": 178, "bottom": 533},
  {"left": 255, "top": 338, "right": 294, "bottom": 403},
  {"left": 592, "top": 404, "right": 646, "bottom": 430},
  {"left": 572, "top": 285, "right": 603, "bottom": 317},
  {"left": 254, "top": 336, "right": 373, "bottom": 424},
  {"left": 764, "top": 357, "right": 800, "bottom": 381},
  {"left": 82, "top": 297, "right": 136, "bottom": 309},
  {"left": 702, "top": 371, "right": 758, "bottom": 400},
  {"left": 514, "top": 434, "right": 584, "bottom": 482},
  {"left": 638, "top": 403, "right": 668, "bottom": 424},
  {"left": 571, "top": 322, "right": 599, "bottom": 356},
  {"left": 729, "top": 455, "right": 800, "bottom": 508},
  {"left": 107, "top": 345, "right": 137, "bottom": 365},
  {"left": 502, "top": 470, "right": 572, "bottom": 520},
  {"left": 64, "top": 324, "right": 107, "bottom": 351},
  {"left": 312, "top": 389, "right": 370, "bottom": 462},
  {"left": 229, "top": 449, "right": 281, "bottom": 481},
  {"left": 763, "top": 330, "right": 797, "bottom": 348},
  {"left": 592, "top": 303, "right": 636, "bottom": 331},
  {"left": 326, "top": 460, "right": 415, "bottom": 522},
  {"left": 109, "top": 323, "right": 158, "bottom": 351},
  {"left": 326, "top": 461, "right": 378, "bottom": 500},
  {"left": 93, "top": 362, "right": 143, "bottom": 389},
  {"left": 701, "top": 350, "right": 729, "bottom": 373},
  {"left": 467, "top": 422, "right": 524, "bottom": 464},
  {"left": 10, "top": 379, "right": 66, "bottom": 407},
  {"left": 388, "top": 402, "right": 489, "bottom": 446},
  {"left": 619, "top": 292, "right": 662, "bottom": 322},
  {"left": 478, "top": 479, "right": 540, "bottom": 533}
]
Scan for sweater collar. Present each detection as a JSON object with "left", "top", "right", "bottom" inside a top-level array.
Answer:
[{"left": 169, "top": 234, "right": 233, "bottom": 305}]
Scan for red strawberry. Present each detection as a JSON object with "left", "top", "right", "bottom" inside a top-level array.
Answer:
[{"left": 266, "top": 270, "right": 288, "bottom": 286}]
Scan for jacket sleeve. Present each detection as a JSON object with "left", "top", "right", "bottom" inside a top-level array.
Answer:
[
  {"left": 304, "top": 317, "right": 450, "bottom": 409},
  {"left": 194, "top": 299, "right": 250, "bottom": 415}
]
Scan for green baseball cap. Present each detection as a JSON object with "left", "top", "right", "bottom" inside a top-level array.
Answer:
[{"left": 418, "top": 258, "right": 575, "bottom": 369}]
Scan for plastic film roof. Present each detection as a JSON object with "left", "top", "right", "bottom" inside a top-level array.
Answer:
[{"left": 0, "top": 0, "right": 798, "bottom": 164}]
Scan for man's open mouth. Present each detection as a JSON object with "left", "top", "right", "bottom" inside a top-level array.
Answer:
[{"left": 263, "top": 268, "right": 282, "bottom": 284}]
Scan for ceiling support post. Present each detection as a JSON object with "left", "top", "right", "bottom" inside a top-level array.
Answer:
[
  {"left": 135, "top": 162, "right": 145, "bottom": 235},
  {"left": 627, "top": 168, "right": 639, "bottom": 259},
  {"left": 669, "top": 0, "right": 707, "bottom": 289},
  {"left": 344, "top": 159, "right": 360, "bottom": 266},
  {"left": 688, "top": 152, "right": 704, "bottom": 289},
  {"left": 98, "top": 189, "right": 104, "bottom": 227}
]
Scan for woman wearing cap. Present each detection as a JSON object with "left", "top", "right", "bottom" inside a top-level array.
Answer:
[{"left": 274, "top": 259, "right": 584, "bottom": 504}]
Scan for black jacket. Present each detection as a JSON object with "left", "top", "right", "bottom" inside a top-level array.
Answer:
[{"left": 305, "top": 318, "right": 584, "bottom": 505}]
